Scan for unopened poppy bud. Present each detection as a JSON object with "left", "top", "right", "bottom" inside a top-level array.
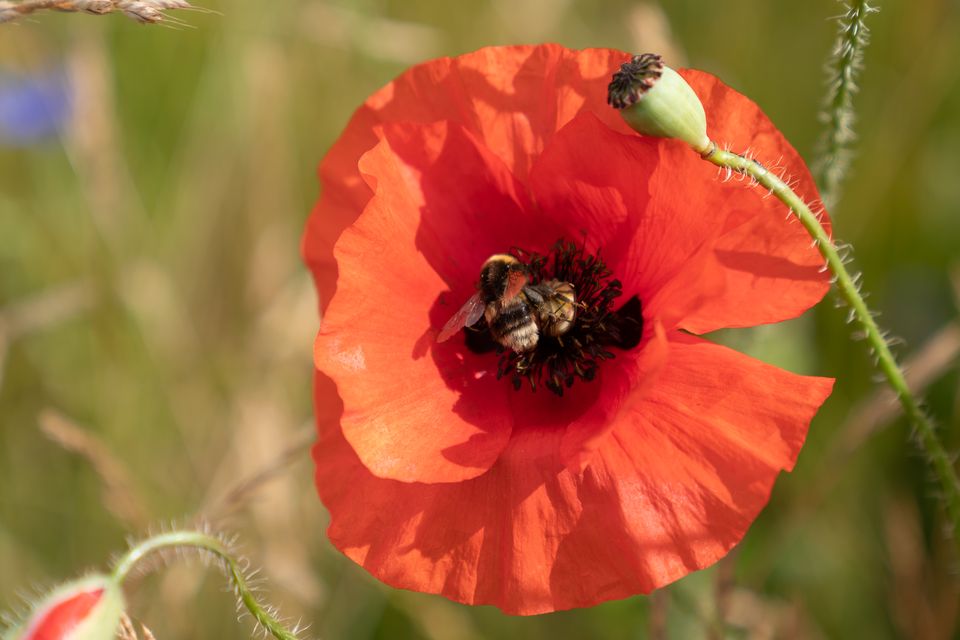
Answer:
[
  {"left": 608, "top": 53, "right": 711, "bottom": 154},
  {"left": 6, "top": 575, "right": 124, "bottom": 640}
]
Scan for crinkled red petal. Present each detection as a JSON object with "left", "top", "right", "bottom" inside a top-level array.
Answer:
[
  {"left": 529, "top": 112, "right": 729, "bottom": 331},
  {"left": 670, "top": 70, "right": 831, "bottom": 332},
  {"left": 303, "top": 44, "right": 630, "bottom": 313},
  {"left": 315, "top": 121, "right": 547, "bottom": 483},
  {"left": 313, "top": 334, "right": 832, "bottom": 614},
  {"left": 530, "top": 101, "right": 830, "bottom": 335}
]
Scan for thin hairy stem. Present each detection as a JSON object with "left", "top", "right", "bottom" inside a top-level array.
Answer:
[
  {"left": 814, "top": 0, "right": 879, "bottom": 210},
  {"left": 112, "top": 530, "right": 301, "bottom": 640},
  {"left": 0, "top": 0, "right": 197, "bottom": 25},
  {"left": 701, "top": 143, "right": 960, "bottom": 545}
]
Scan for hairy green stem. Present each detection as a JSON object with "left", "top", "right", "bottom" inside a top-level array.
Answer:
[
  {"left": 112, "top": 530, "right": 300, "bottom": 640},
  {"left": 815, "top": 0, "right": 878, "bottom": 210},
  {"left": 701, "top": 143, "right": 960, "bottom": 543}
]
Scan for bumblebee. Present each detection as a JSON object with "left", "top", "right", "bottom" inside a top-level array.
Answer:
[{"left": 437, "top": 254, "right": 576, "bottom": 352}]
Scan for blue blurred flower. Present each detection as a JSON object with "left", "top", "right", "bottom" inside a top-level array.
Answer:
[{"left": 0, "top": 68, "right": 72, "bottom": 146}]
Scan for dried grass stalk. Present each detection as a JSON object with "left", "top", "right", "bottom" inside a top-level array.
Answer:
[
  {"left": 0, "top": 0, "right": 196, "bottom": 25},
  {"left": 117, "top": 613, "right": 139, "bottom": 640},
  {"left": 117, "top": 612, "right": 159, "bottom": 640},
  {"left": 38, "top": 408, "right": 150, "bottom": 529}
]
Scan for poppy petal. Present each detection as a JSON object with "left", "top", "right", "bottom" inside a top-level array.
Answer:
[
  {"left": 315, "top": 121, "right": 551, "bottom": 483},
  {"left": 369, "top": 120, "right": 562, "bottom": 288},
  {"left": 303, "top": 45, "right": 629, "bottom": 312},
  {"left": 550, "top": 334, "right": 834, "bottom": 602},
  {"left": 303, "top": 104, "right": 382, "bottom": 313},
  {"left": 557, "top": 318, "right": 669, "bottom": 469},
  {"left": 442, "top": 45, "right": 629, "bottom": 182},
  {"left": 672, "top": 70, "right": 831, "bottom": 332},
  {"left": 314, "top": 372, "right": 594, "bottom": 616},
  {"left": 314, "top": 334, "right": 833, "bottom": 614},
  {"left": 530, "top": 103, "right": 829, "bottom": 335},
  {"left": 529, "top": 112, "right": 729, "bottom": 331}
]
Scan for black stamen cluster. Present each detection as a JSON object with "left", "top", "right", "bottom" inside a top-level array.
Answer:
[{"left": 476, "top": 240, "right": 643, "bottom": 397}]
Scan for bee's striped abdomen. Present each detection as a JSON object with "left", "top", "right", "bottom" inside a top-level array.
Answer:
[{"left": 487, "top": 300, "right": 539, "bottom": 352}]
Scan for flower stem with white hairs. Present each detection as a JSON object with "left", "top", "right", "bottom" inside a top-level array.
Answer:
[
  {"left": 699, "top": 143, "right": 960, "bottom": 545},
  {"left": 611, "top": 51, "right": 960, "bottom": 548},
  {"left": 112, "top": 530, "right": 303, "bottom": 640}
]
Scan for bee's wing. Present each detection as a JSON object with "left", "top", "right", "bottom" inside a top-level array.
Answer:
[{"left": 437, "top": 292, "right": 485, "bottom": 343}]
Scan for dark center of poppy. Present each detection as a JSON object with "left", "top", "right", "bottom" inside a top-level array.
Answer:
[{"left": 464, "top": 239, "right": 643, "bottom": 397}]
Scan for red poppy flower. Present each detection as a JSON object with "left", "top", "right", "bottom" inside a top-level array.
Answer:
[{"left": 304, "top": 44, "right": 834, "bottom": 615}]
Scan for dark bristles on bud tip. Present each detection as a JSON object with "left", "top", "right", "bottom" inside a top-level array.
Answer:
[
  {"left": 607, "top": 53, "right": 711, "bottom": 153},
  {"left": 607, "top": 53, "right": 665, "bottom": 109}
]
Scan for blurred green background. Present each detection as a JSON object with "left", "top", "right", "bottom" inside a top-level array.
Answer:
[{"left": 1, "top": 1, "right": 959, "bottom": 638}]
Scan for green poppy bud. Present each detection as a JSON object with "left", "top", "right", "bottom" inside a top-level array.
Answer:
[
  {"left": 608, "top": 53, "right": 711, "bottom": 154},
  {"left": 5, "top": 575, "right": 124, "bottom": 640}
]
